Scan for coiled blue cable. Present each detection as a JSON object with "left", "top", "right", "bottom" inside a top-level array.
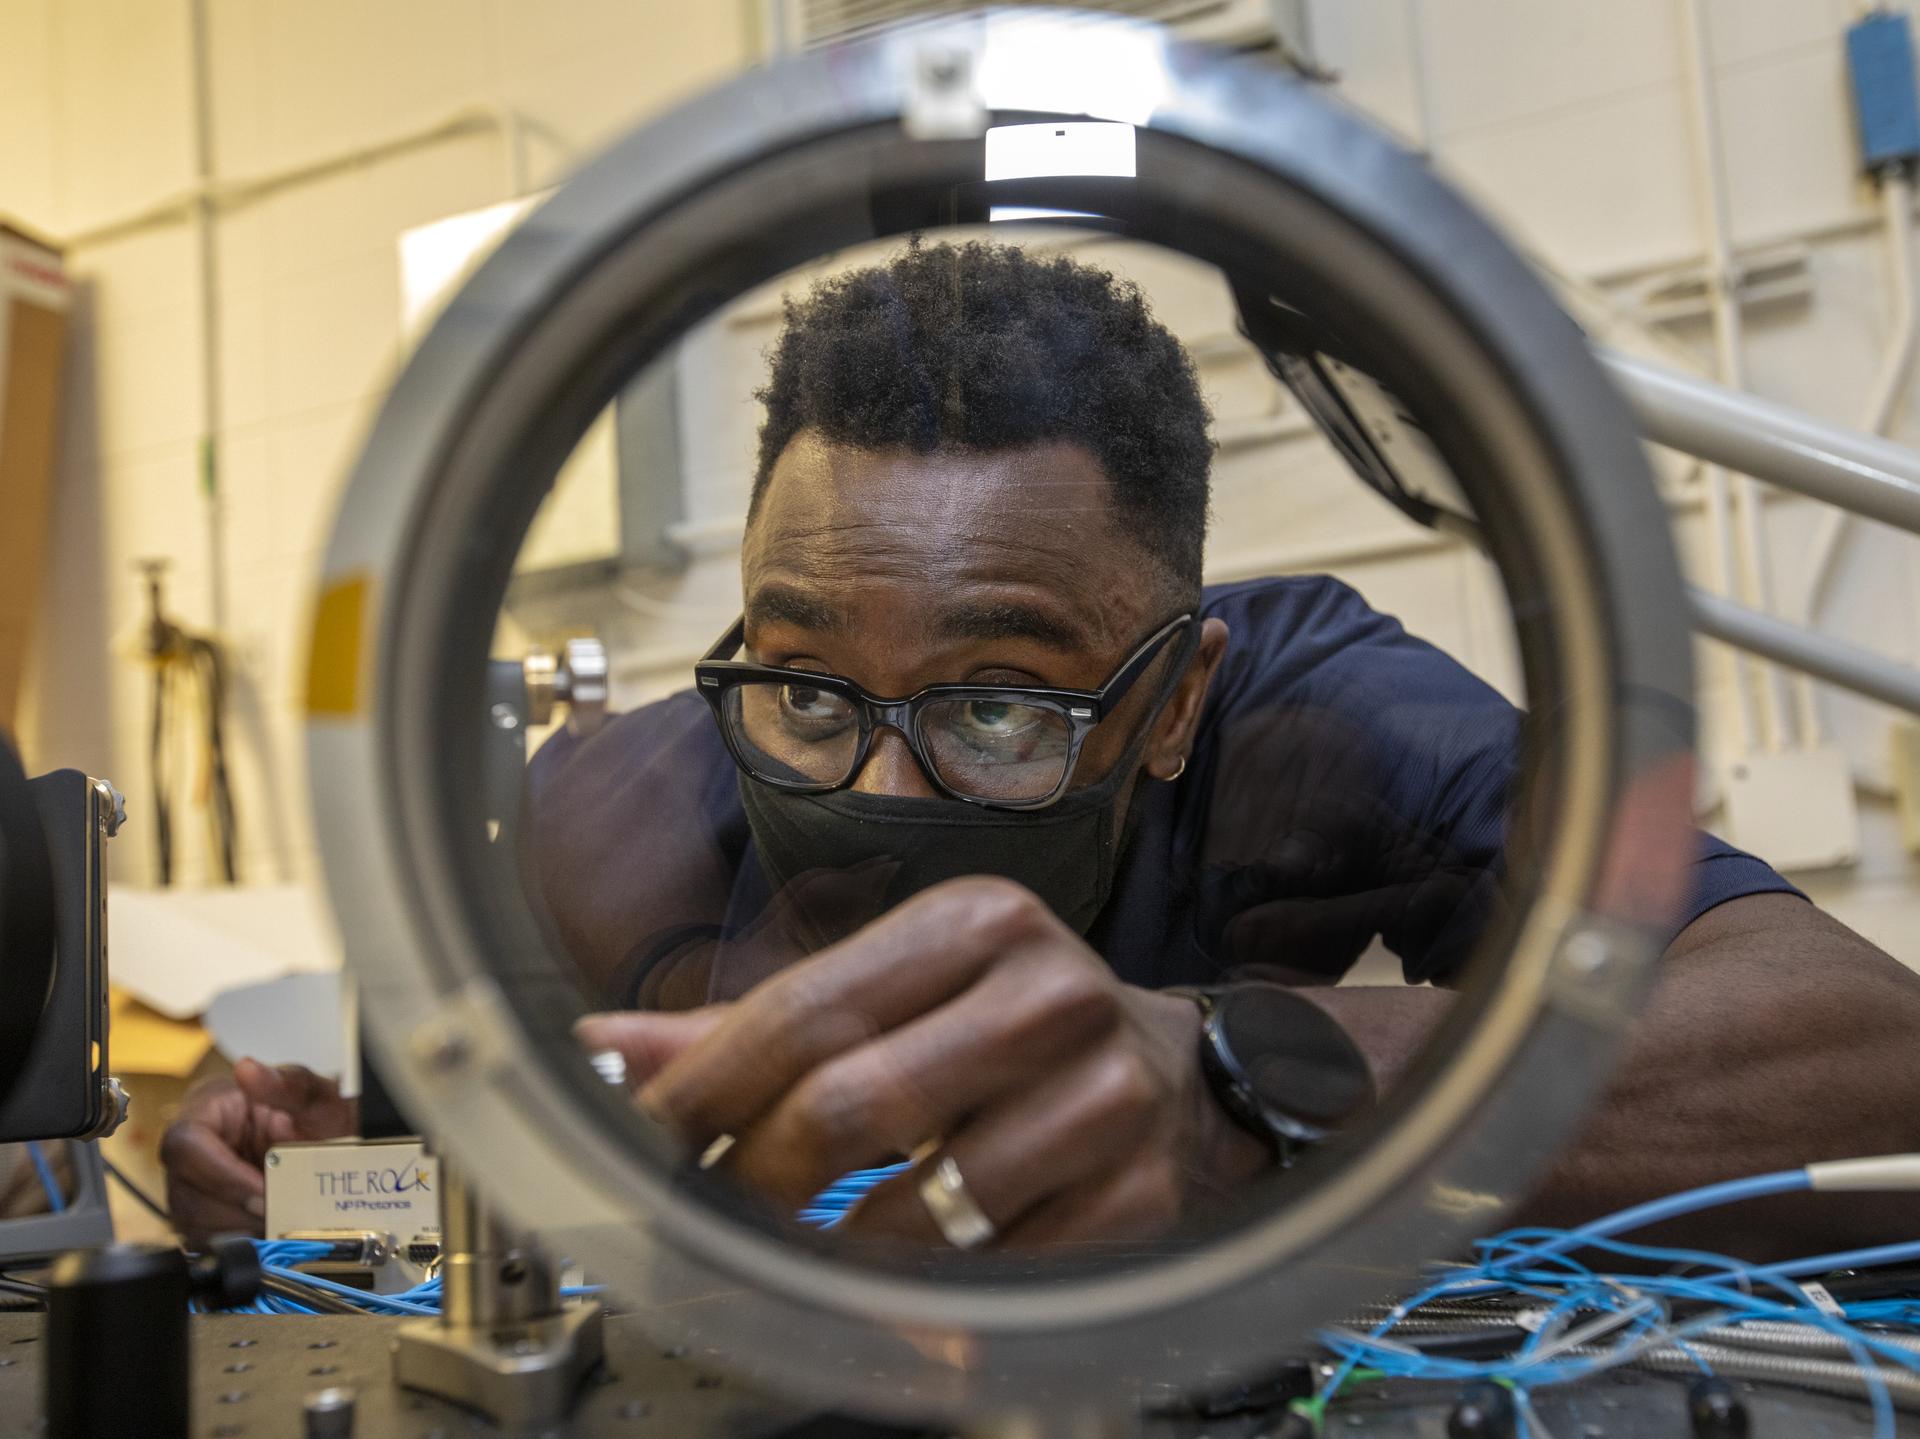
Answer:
[
  {"left": 797, "top": 1160, "right": 914, "bottom": 1229},
  {"left": 1320, "top": 1166, "right": 1920, "bottom": 1439},
  {"left": 241, "top": 1240, "right": 605, "bottom": 1317}
]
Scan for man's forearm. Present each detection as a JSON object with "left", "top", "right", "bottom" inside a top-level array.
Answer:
[{"left": 1292, "top": 893, "right": 1920, "bottom": 1259}]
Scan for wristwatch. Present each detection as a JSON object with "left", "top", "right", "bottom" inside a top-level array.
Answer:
[{"left": 1170, "top": 983, "right": 1376, "bottom": 1164}]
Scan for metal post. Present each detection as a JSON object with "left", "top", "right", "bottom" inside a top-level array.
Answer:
[
  {"left": 1794, "top": 168, "right": 1920, "bottom": 741},
  {"left": 1604, "top": 349, "right": 1920, "bottom": 535},
  {"left": 1679, "top": 0, "right": 1790, "bottom": 750},
  {"left": 1691, "top": 587, "right": 1920, "bottom": 717},
  {"left": 391, "top": 1162, "right": 604, "bottom": 1432}
]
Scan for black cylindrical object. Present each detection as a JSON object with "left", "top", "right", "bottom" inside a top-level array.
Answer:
[
  {"left": 1689, "top": 1376, "right": 1751, "bottom": 1437},
  {"left": 1447, "top": 1380, "right": 1517, "bottom": 1439},
  {"left": 45, "top": 1245, "right": 190, "bottom": 1439}
]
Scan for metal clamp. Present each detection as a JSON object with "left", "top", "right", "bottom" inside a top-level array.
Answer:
[{"left": 520, "top": 637, "right": 609, "bottom": 737}]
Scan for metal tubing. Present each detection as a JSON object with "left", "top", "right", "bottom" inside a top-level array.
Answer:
[
  {"left": 1606, "top": 348, "right": 1920, "bottom": 536},
  {"left": 1693, "top": 1321, "right": 1920, "bottom": 1360},
  {"left": 1679, "top": 0, "right": 1790, "bottom": 750},
  {"left": 1568, "top": 1339, "right": 1920, "bottom": 1412},
  {"left": 1793, "top": 171, "right": 1919, "bottom": 742},
  {"left": 186, "top": 0, "right": 227, "bottom": 634},
  {"left": 1691, "top": 587, "right": 1920, "bottom": 716}
]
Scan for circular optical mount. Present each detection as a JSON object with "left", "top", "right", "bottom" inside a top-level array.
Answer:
[{"left": 309, "top": 9, "right": 1698, "bottom": 1422}]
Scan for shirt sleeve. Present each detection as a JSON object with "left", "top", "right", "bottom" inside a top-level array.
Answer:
[
  {"left": 524, "top": 691, "right": 751, "bottom": 1005},
  {"left": 1190, "top": 577, "right": 1798, "bottom": 985},
  {"left": 1686, "top": 832, "right": 1804, "bottom": 927}
]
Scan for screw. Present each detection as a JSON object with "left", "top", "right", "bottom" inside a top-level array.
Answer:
[
  {"left": 412, "top": 1022, "right": 470, "bottom": 1073},
  {"left": 229, "top": 1339, "right": 258, "bottom": 1349},
  {"left": 224, "top": 1362, "right": 252, "bottom": 1374},
  {"left": 921, "top": 48, "right": 967, "bottom": 88},
  {"left": 489, "top": 703, "right": 521, "bottom": 731},
  {"left": 304, "top": 1385, "right": 356, "bottom": 1438},
  {"left": 265, "top": 1152, "right": 281, "bottom": 1167},
  {"left": 617, "top": 1401, "right": 650, "bottom": 1420},
  {"left": 1561, "top": 931, "right": 1611, "bottom": 976},
  {"left": 217, "top": 1392, "right": 248, "bottom": 1404}
]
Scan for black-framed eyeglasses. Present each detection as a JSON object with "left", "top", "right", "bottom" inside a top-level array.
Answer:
[{"left": 694, "top": 613, "right": 1195, "bottom": 810}]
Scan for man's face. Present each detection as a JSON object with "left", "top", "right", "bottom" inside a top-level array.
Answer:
[{"left": 740, "top": 430, "right": 1219, "bottom": 812}]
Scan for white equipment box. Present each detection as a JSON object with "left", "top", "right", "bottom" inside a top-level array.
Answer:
[{"left": 264, "top": 1137, "right": 442, "bottom": 1293}]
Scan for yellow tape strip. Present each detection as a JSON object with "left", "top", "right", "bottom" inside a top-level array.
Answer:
[{"left": 306, "top": 573, "right": 370, "bottom": 717}]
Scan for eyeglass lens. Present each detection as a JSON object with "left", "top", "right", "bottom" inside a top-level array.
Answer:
[{"left": 724, "top": 683, "right": 1072, "bottom": 801}]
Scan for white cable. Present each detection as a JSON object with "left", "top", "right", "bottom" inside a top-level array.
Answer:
[{"left": 1806, "top": 1153, "right": 1920, "bottom": 1191}]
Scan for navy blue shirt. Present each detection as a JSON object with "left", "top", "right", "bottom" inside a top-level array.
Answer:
[{"left": 528, "top": 576, "right": 1796, "bottom": 1007}]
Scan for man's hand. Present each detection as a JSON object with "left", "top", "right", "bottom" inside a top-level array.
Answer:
[
  {"left": 579, "top": 877, "right": 1272, "bottom": 1248},
  {"left": 159, "top": 1059, "right": 357, "bottom": 1249}
]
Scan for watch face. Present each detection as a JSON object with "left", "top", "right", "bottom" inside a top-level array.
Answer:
[{"left": 1214, "top": 987, "right": 1374, "bottom": 1132}]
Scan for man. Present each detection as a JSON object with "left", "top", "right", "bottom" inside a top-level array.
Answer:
[{"left": 165, "top": 240, "right": 1920, "bottom": 1256}]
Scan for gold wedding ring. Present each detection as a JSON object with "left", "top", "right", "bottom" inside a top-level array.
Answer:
[{"left": 917, "top": 1154, "right": 997, "bottom": 1250}]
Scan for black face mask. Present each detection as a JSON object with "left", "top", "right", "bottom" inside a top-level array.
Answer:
[
  {"left": 735, "top": 623, "right": 1196, "bottom": 942},
  {"left": 738, "top": 750, "right": 1142, "bottom": 938}
]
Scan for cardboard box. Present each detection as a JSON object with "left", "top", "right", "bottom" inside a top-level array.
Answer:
[{"left": 0, "top": 220, "right": 70, "bottom": 734}]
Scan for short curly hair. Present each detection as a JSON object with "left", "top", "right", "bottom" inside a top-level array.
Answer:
[{"left": 749, "top": 239, "right": 1213, "bottom": 596}]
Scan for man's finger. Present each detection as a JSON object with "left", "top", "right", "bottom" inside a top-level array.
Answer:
[
  {"left": 160, "top": 1124, "right": 267, "bottom": 1217},
  {"left": 233, "top": 1058, "right": 330, "bottom": 1113},
  {"left": 722, "top": 958, "right": 1121, "bottom": 1207},
  {"left": 574, "top": 1009, "right": 729, "bottom": 1087},
  {"left": 834, "top": 1045, "right": 1154, "bottom": 1244},
  {"left": 993, "top": 1159, "right": 1185, "bottom": 1249},
  {"left": 641, "top": 878, "right": 1066, "bottom": 1144}
]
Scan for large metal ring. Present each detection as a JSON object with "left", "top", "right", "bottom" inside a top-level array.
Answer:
[{"left": 309, "top": 8, "right": 1696, "bottom": 1423}]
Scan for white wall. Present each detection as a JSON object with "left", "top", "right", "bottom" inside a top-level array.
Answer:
[
  {"left": 5, "top": 0, "right": 1918, "bottom": 966},
  {"left": 1, "top": 0, "right": 754, "bottom": 886}
]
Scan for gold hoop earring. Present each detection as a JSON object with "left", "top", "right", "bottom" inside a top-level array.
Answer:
[{"left": 1162, "top": 756, "right": 1187, "bottom": 782}]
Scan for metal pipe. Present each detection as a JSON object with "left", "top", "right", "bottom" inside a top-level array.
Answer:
[
  {"left": 1605, "top": 349, "right": 1920, "bottom": 534},
  {"left": 1699, "top": 443, "right": 1756, "bottom": 752},
  {"left": 1679, "top": 0, "right": 1790, "bottom": 750},
  {"left": 58, "top": 105, "right": 531, "bottom": 251},
  {"left": 1567, "top": 1339, "right": 1920, "bottom": 1412},
  {"left": 186, "top": 0, "right": 226, "bottom": 634},
  {"left": 438, "top": 1163, "right": 556, "bottom": 1327},
  {"left": 1693, "top": 1320, "right": 1920, "bottom": 1360},
  {"left": 1692, "top": 587, "right": 1920, "bottom": 716},
  {"left": 1792, "top": 170, "right": 1919, "bottom": 742}
]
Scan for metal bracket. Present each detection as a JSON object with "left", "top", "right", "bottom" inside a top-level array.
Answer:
[
  {"left": 390, "top": 1161, "right": 605, "bottom": 1432},
  {"left": 904, "top": 39, "right": 987, "bottom": 140},
  {"left": 392, "top": 1301, "right": 605, "bottom": 1433}
]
